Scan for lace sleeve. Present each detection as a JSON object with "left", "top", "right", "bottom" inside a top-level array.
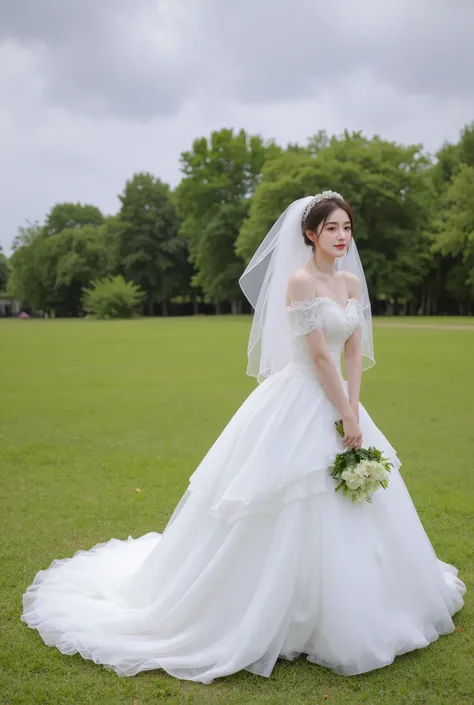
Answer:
[{"left": 286, "top": 300, "right": 323, "bottom": 337}]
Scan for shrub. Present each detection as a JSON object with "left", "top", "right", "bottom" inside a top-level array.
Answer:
[{"left": 82, "top": 275, "right": 144, "bottom": 319}]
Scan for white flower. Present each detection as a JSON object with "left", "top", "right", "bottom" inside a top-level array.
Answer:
[
  {"left": 354, "top": 460, "right": 372, "bottom": 478},
  {"left": 341, "top": 469, "right": 363, "bottom": 490},
  {"left": 337, "top": 455, "right": 390, "bottom": 504},
  {"left": 367, "top": 461, "right": 389, "bottom": 482},
  {"left": 352, "top": 489, "right": 368, "bottom": 503}
]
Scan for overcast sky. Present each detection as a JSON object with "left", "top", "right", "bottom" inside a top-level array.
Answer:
[{"left": 1, "top": 0, "right": 473, "bottom": 254}]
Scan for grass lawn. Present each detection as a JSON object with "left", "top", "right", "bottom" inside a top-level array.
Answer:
[
  {"left": 1, "top": 316, "right": 473, "bottom": 705},
  {"left": 373, "top": 316, "right": 474, "bottom": 327}
]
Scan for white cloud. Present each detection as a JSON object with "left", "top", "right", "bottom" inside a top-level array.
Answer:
[{"left": 1, "top": 0, "right": 473, "bottom": 254}]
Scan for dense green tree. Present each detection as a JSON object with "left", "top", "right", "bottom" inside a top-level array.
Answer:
[
  {"left": 8, "top": 218, "right": 109, "bottom": 315},
  {"left": 307, "top": 129, "right": 331, "bottom": 156},
  {"left": 0, "top": 245, "right": 9, "bottom": 292},
  {"left": 40, "top": 224, "right": 110, "bottom": 315},
  {"left": 426, "top": 123, "right": 474, "bottom": 311},
  {"left": 117, "top": 173, "right": 183, "bottom": 315},
  {"left": 43, "top": 203, "right": 104, "bottom": 236},
  {"left": 177, "top": 128, "right": 280, "bottom": 312},
  {"left": 237, "top": 131, "right": 435, "bottom": 312},
  {"left": 433, "top": 163, "right": 474, "bottom": 299},
  {"left": 8, "top": 223, "right": 47, "bottom": 310},
  {"left": 7, "top": 124, "right": 474, "bottom": 317},
  {"left": 457, "top": 122, "right": 474, "bottom": 169}
]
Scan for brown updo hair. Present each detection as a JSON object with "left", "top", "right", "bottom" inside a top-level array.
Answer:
[{"left": 302, "top": 196, "right": 355, "bottom": 251}]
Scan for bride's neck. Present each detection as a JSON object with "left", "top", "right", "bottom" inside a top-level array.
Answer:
[{"left": 312, "top": 252, "right": 336, "bottom": 276}]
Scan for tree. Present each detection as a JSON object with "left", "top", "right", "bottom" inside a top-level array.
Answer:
[
  {"left": 0, "top": 245, "right": 9, "bottom": 292},
  {"left": 433, "top": 163, "right": 474, "bottom": 298},
  {"left": 40, "top": 224, "right": 110, "bottom": 315},
  {"left": 426, "top": 123, "right": 474, "bottom": 312},
  {"left": 117, "top": 173, "right": 183, "bottom": 316},
  {"left": 101, "top": 215, "right": 123, "bottom": 276},
  {"left": 307, "top": 129, "right": 330, "bottom": 156},
  {"left": 8, "top": 215, "right": 110, "bottom": 316},
  {"left": 43, "top": 203, "right": 104, "bottom": 236},
  {"left": 237, "top": 131, "right": 435, "bottom": 312},
  {"left": 432, "top": 142, "right": 460, "bottom": 193},
  {"left": 457, "top": 122, "right": 474, "bottom": 169},
  {"left": 177, "top": 128, "right": 280, "bottom": 312},
  {"left": 8, "top": 222, "right": 48, "bottom": 309},
  {"left": 191, "top": 199, "right": 250, "bottom": 308}
]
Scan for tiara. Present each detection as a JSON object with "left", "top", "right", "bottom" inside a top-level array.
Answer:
[{"left": 301, "top": 190, "right": 344, "bottom": 227}]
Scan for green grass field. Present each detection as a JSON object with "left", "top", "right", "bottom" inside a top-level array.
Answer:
[
  {"left": 373, "top": 316, "right": 474, "bottom": 328},
  {"left": 1, "top": 316, "right": 473, "bottom": 705}
]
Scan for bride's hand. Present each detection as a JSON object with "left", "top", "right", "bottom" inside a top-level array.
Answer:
[{"left": 341, "top": 415, "right": 363, "bottom": 450}]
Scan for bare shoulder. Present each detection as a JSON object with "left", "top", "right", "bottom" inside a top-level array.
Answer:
[
  {"left": 286, "top": 267, "right": 315, "bottom": 303},
  {"left": 341, "top": 271, "right": 362, "bottom": 299}
]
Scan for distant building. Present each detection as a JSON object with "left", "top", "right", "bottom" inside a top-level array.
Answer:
[{"left": 0, "top": 296, "right": 22, "bottom": 316}]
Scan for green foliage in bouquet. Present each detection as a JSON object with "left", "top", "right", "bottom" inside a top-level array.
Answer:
[{"left": 329, "top": 420, "right": 394, "bottom": 503}]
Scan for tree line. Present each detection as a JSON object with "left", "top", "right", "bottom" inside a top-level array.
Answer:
[{"left": 2, "top": 123, "right": 474, "bottom": 317}]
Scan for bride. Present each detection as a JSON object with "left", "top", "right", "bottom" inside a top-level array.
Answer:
[{"left": 21, "top": 191, "right": 466, "bottom": 684}]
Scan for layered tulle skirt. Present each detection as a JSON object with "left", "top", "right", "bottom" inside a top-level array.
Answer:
[{"left": 21, "top": 365, "right": 466, "bottom": 683}]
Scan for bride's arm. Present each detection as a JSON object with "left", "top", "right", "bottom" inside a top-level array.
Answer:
[
  {"left": 287, "top": 274, "right": 356, "bottom": 426},
  {"left": 344, "top": 328, "right": 362, "bottom": 421},
  {"left": 343, "top": 273, "right": 363, "bottom": 421},
  {"left": 308, "top": 331, "right": 356, "bottom": 425}
]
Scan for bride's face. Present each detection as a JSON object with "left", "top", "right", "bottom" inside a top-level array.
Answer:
[{"left": 314, "top": 207, "right": 352, "bottom": 259}]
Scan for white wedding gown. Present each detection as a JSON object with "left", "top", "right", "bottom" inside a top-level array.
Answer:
[{"left": 22, "top": 297, "right": 466, "bottom": 684}]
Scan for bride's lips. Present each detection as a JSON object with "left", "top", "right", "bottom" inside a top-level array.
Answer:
[{"left": 334, "top": 244, "right": 346, "bottom": 250}]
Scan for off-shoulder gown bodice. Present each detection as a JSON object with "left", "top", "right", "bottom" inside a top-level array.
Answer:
[{"left": 285, "top": 296, "right": 363, "bottom": 379}]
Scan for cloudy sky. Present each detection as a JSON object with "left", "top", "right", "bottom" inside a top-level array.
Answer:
[{"left": 1, "top": 0, "right": 473, "bottom": 254}]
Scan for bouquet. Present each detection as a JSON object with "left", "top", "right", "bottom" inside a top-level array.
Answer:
[{"left": 329, "top": 420, "right": 393, "bottom": 504}]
